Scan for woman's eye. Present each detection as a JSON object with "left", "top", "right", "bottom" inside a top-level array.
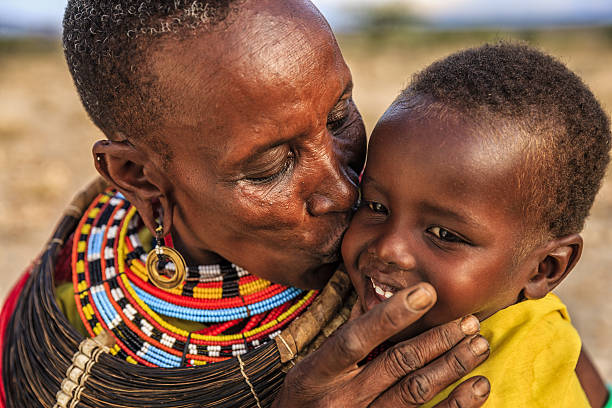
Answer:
[
  {"left": 427, "top": 226, "right": 465, "bottom": 243},
  {"left": 327, "top": 98, "right": 350, "bottom": 132},
  {"left": 245, "top": 150, "right": 295, "bottom": 184},
  {"left": 365, "top": 200, "right": 389, "bottom": 215}
]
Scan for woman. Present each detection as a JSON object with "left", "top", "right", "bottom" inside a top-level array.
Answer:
[{"left": 1, "top": 1, "right": 495, "bottom": 406}]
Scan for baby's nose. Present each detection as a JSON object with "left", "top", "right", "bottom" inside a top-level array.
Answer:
[{"left": 370, "top": 231, "right": 417, "bottom": 271}]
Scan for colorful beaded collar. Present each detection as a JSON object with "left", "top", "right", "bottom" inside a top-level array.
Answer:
[{"left": 72, "top": 189, "right": 318, "bottom": 368}]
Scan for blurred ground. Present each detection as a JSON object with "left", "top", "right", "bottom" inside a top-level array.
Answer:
[{"left": 1, "top": 28, "right": 611, "bottom": 381}]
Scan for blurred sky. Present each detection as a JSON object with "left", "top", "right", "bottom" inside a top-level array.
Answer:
[{"left": 1, "top": 0, "right": 612, "bottom": 34}]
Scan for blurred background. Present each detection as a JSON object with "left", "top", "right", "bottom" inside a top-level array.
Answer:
[{"left": 1, "top": 0, "right": 611, "bottom": 382}]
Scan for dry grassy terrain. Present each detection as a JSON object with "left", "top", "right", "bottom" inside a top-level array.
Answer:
[{"left": 1, "top": 28, "right": 611, "bottom": 381}]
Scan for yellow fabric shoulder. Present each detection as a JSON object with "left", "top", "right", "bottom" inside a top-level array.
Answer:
[{"left": 422, "top": 293, "right": 589, "bottom": 407}]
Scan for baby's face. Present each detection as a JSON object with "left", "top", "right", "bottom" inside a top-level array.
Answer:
[{"left": 342, "top": 107, "right": 539, "bottom": 340}]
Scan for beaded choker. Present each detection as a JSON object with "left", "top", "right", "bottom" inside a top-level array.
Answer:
[{"left": 72, "top": 189, "right": 318, "bottom": 368}]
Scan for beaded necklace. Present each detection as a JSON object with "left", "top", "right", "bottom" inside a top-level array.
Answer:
[{"left": 72, "top": 189, "right": 318, "bottom": 368}]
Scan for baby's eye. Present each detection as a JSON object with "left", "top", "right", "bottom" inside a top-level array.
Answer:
[
  {"left": 366, "top": 201, "right": 389, "bottom": 215},
  {"left": 427, "top": 226, "right": 465, "bottom": 243}
]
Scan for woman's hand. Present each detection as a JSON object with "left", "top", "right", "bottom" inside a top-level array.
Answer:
[{"left": 272, "top": 283, "right": 490, "bottom": 407}]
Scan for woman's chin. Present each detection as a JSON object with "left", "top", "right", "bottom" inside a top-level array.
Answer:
[{"left": 306, "top": 261, "right": 341, "bottom": 290}]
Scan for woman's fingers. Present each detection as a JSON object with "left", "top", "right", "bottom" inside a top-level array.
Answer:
[
  {"left": 355, "top": 315, "right": 480, "bottom": 388},
  {"left": 308, "top": 283, "right": 438, "bottom": 378},
  {"left": 369, "top": 335, "right": 490, "bottom": 407},
  {"left": 433, "top": 376, "right": 491, "bottom": 408},
  {"left": 272, "top": 284, "right": 491, "bottom": 408},
  {"left": 271, "top": 283, "right": 440, "bottom": 407}
]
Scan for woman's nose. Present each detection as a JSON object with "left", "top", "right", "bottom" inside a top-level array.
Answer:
[
  {"left": 306, "top": 136, "right": 359, "bottom": 217},
  {"left": 370, "top": 229, "right": 417, "bottom": 271}
]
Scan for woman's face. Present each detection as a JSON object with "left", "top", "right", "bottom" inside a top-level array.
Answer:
[{"left": 144, "top": 2, "right": 366, "bottom": 289}]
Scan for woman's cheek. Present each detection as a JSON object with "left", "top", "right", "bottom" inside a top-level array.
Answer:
[{"left": 232, "top": 184, "right": 303, "bottom": 230}]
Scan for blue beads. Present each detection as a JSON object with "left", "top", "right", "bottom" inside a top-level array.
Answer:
[
  {"left": 132, "top": 286, "right": 303, "bottom": 323},
  {"left": 76, "top": 189, "right": 317, "bottom": 368}
]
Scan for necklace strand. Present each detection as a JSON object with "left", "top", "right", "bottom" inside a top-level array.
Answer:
[{"left": 73, "top": 189, "right": 318, "bottom": 367}]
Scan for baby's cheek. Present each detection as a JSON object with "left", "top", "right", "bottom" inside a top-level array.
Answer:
[
  {"left": 427, "top": 292, "right": 475, "bottom": 328},
  {"left": 341, "top": 227, "right": 367, "bottom": 293},
  {"left": 341, "top": 224, "right": 360, "bottom": 266}
]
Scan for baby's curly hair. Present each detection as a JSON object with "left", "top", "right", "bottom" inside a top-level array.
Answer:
[
  {"left": 62, "top": 1, "right": 241, "bottom": 141},
  {"left": 397, "top": 42, "right": 611, "bottom": 240}
]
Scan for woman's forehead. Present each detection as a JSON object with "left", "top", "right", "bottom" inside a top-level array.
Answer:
[
  {"left": 150, "top": 1, "right": 346, "bottom": 97},
  {"left": 147, "top": 3, "right": 352, "bottom": 165}
]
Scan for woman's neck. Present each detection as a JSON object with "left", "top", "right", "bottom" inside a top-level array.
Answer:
[{"left": 171, "top": 229, "right": 226, "bottom": 266}]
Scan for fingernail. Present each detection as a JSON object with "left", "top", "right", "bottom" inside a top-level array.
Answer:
[
  {"left": 406, "top": 286, "right": 433, "bottom": 310},
  {"left": 460, "top": 315, "right": 479, "bottom": 335},
  {"left": 472, "top": 377, "right": 490, "bottom": 397},
  {"left": 470, "top": 335, "right": 489, "bottom": 355}
]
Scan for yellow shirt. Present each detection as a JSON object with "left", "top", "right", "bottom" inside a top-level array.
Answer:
[{"left": 422, "top": 293, "right": 589, "bottom": 407}]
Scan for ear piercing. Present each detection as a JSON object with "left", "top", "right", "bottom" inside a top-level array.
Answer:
[{"left": 145, "top": 225, "right": 187, "bottom": 290}]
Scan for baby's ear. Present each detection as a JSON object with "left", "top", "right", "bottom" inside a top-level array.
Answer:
[{"left": 523, "top": 234, "right": 583, "bottom": 300}]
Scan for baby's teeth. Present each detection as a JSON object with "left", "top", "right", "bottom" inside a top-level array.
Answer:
[{"left": 371, "top": 278, "right": 394, "bottom": 299}]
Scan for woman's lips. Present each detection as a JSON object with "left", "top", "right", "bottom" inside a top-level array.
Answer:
[{"left": 316, "top": 214, "right": 352, "bottom": 262}]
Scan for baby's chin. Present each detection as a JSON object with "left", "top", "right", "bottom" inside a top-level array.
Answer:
[
  {"left": 387, "top": 318, "right": 433, "bottom": 344},
  {"left": 386, "top": 307, "right": 500, "bottom": 344},
  {"left": 354, "top": 295, "right": 439, "bottom": 344}
]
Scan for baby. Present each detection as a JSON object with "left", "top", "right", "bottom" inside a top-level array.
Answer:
[{"left": 341, "top": 43, "right": 611, "bottom": 406}]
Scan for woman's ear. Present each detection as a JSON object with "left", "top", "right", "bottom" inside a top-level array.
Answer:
[
  {"left": 523, "top": 234, "right": 583, "bottom": 300},
  {"left": 92, "top": 139, "right": 174, "bottom": 235}
]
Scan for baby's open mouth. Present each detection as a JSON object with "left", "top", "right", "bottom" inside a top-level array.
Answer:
[{"left": 369, "top": 276, "right": 400, "bottom": 300}]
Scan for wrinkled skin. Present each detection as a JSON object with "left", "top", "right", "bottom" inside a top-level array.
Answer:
[
  {"left": 99, "top": 0, "right": 365, "bottom": 290},
  {"left": 273, "top": 283, "right": 491, "bottom": 407},
  {"left": 93, "top": 1, "right": 491, "bottom": 406}
]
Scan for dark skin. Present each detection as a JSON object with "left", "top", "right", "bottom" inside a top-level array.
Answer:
[
  {"left": 576, "top": 349, "right": 610, "bottom": 407},
  {"left": 342, "top": 105, "right": 583, "bottom": 341},
  {"left": 343, "top": 103, "right": 607, "bottom": 403},
  {"left": 93, "top": 1, "right": 491, "bottom": 406},
  {"left": 99, "top": 0, "right": 363, "bottom": 290}
]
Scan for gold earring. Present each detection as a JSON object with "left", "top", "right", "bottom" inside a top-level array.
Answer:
[{"left": 146, "top": 225, "right": 187, "bottom": 290}]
